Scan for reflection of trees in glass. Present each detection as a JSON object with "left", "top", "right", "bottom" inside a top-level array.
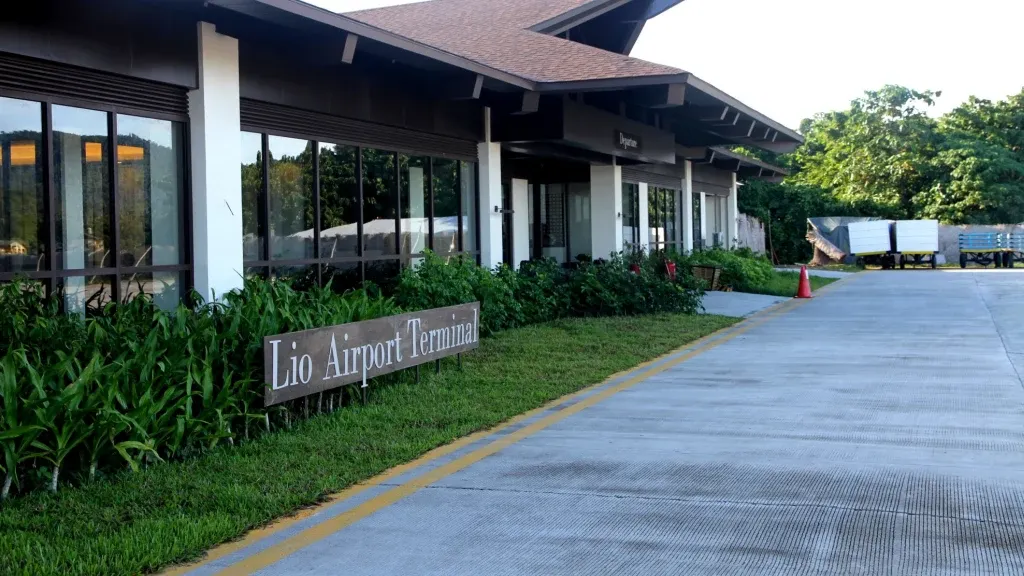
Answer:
[
  {"left": 116, "top": 130, "right": 182, "bottom": 267},
  {"left": 361, "top": 148, "right": 398, "bottom": 255},
  {"left": 432, "top": 158, "right": 459, "bottom": 256},
  {"left": 0, "top": 130, "right": 44, "bottom": 271},
  {"left": 318, "top": 144, "right": 358, "bottom": 242},
  {"left": 241, "top": 133, "right": 264, "bottom": 261},
  {"left": 267, "top": 137, "right": 314, "bottom": 260}
]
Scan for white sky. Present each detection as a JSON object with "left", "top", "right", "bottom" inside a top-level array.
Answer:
[{"left": 314, "top": 0, "right": 1024, "bottom": 129}]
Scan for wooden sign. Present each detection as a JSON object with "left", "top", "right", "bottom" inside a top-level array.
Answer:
[{"left": 263, "top": 302, "right": 480, "bottom": 406}]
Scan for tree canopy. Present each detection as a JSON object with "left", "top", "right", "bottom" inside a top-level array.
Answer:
[{"left": 739, "top": 85, "right": 1024, "bottom": 263}]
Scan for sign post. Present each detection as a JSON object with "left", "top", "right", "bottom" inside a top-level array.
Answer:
[{"left": 263, "top": 302, "right": 480, "bottom": 406}]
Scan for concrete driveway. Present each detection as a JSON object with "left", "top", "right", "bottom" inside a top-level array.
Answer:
[{"left": 192, "top": 270, "right": 1024, "bottom": 576}]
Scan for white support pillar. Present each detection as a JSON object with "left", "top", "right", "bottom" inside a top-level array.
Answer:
[
  {"left": 478, "top": 107, "right": 503, "bottom": 269},
  {"left": 727, "top": 172, "right": 739, "bottom": 250},
  {"left": 189, "top": 22, "right": 243, "bottom": 302},
  {"left": 637, "top": 182, "right": 650, "bottom": 252},
  {"left": 511, "top": 179, "right": 530, "bottom": 267},
  {"left": 682, "top": 161, "right": 693, "bottom": 253},
  {"left": 590, "top": 164, "right": 623, "bottom": 259},
  {"left": 698, "top": 191, "right": 708, "bottom": 249}
]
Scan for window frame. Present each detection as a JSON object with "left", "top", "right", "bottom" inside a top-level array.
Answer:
[
  {"left": 0, "top": 91, "right": 192, "bottom": 308},
  {"left": 240, "top": 127, "right": 481, "bottom": 288}
]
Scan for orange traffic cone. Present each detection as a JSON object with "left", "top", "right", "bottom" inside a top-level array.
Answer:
[{"left": 795, "top": 266, "right": 813, "bottom": 299}]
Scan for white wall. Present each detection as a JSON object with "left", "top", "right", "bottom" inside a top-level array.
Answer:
[
  {"left": 511, "top": 179, "right": 530, "bottom": 267},
  {"left": 590, "top": 165, "right": 623, "bottom": 259},
  {"left": 682, "top": 161, "right": 694, "bottom": 253},
  {"left": 637, "top": 182, "right": 650, "bottom": 251},
  {"left": 727, "top": 173, "right": 739, "bottom": 249},
  {"left": 568, "top": 182, "right": 591, "bottom": 260},
  {"left": 478, "top": 108, "right": 503, "bottom": 269},
  {"left": 189, "top": 22, "right": 243, "bottom": 303}
]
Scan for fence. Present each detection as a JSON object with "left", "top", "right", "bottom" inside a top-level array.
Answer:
[{"left": 736, "top": 213, "right": 766, "bottom": 254}]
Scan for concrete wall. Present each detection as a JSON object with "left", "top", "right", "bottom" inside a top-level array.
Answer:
[{"left": 737, "top": 213, "right": 766, "bottom": 254}]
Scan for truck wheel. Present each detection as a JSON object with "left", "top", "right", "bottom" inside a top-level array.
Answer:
[
  {"left": 899, "top": 255, "right": 906, "bottom": 270},
  {"left": 1007, "top": 253, "right": 1015, "bottom": 268},
  {"left": 931, "top": 255, "right": 937, "bottom": 269},
  {"left": 995, "top": 255, "right": 1002, "bottom": 268},
  {"left": 960, "top": 254, "right": 968, "bottom": 269}
]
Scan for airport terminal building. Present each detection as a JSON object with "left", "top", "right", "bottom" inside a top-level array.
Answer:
[{"left": 0, "top": 0, "right": 799, "bottom": 309}]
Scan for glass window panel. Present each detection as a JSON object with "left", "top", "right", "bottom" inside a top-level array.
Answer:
[
  {"left": 648, "top": 188, "right": 659, "bottom": 246},
  {"left": 58, "top": 274, "right": 115, "bottom": 316},
  {"left": 116, "top": 115, "right": 184, "bottom": 268},
  {"left": 318, "top": 143, "right": 359, "bottom": 259},
  {"left": 364, "top": 259, "right": 400, "bottom": 293},
  {"left": 272, "top": 265, "right": 318, "bottom": 291},
  {"left": 666, "top": 188, "right": 677, "bottom": 243},
  {"left": 241, "top": 132, "right": 264, "bottom": 262},
  {"left": 361, "top": 149, "right": 397, "bottom": 257},
  {"left": 53, "top": 105, "right": 111, "bottom": 270},
  {"left": 459, "top": 161, "right": 476, "bottom": 253},
  {"left": 0, "top": 97, "right": 45, "bottom": 273},
  {"left": 399, "top": 154, "right": 429, "bottom": 258},
  {"left": 567, "top": 182, "right": 591, "bottom": 261},
  {"left": 432, "top": 158, "right": 459, "bottom": 257},
  {"left": 621, "top": 182, "right": 638, "bottom": 249},
  {"left": 120, "top": 271, "right": 184, "bottom": 310},
  {"left": 321, "top": 262, "right": 362, "bottom": 294},
  {"left": 268, "top": 136, "right": 314, "bottom": 261}
]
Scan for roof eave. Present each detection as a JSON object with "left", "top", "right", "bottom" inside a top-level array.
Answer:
[
  {"left": 708, "top": 146, "right": 790, "bottom": 178},
  {"left": 686, "top": 75, "right": 803, "bottom": 146},
  {"left": 220, "top": 0, "right": 537, "bottom": 91}
]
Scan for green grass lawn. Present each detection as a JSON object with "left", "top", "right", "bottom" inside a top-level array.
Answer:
[
  {"left": 0, "top": 313, "right": 737, "bottom": 576},
  {"left": 745, "top": 271, "right": 839, "bottom": 297}
]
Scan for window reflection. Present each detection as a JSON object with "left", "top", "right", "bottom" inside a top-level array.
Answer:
[
  {"left": 121, "top": 271, "right": 183, "bottom": 310},
  {"left": 318, "top": 143, "right": 359, "bottom": 259},
  {"left": 460, "top": 161, "right": 476, "bottom": 253},
  {"left": 240, "top": 137, "right": 480, "bottom": 289},
  {"left": 53, "top": 105, "right": 111, "bottom": 271},
  {"left": 59, "top": 274, "right": 114, "bottom": 316},
  {"left": 116, "top": 115, "right": 184, "bottom": 268},
  {"left": 0, "top": 97, "right": 45, "bottom": 273},
  {"left": 432, "top": 158, "right": 459, "bottom": 257},
  {"left": 400, "top": 154, "right": 429, "bottom": 263},
  {"left": 361, "top": 149, "right": 397, "bottom": 257},
  {"left": 241, "top": 132, "right": 264, "bottom": 262},
  {"left": 621, "top": 183, "right": 639, "bottom": 250},
  {"left": 268, "top": 136, "right": 314, "bottom": 261}
]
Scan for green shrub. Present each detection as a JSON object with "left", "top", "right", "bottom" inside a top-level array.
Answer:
[
  {"left": 395, "top": 251, "right": 703, "bottom": 327},
  {"left": 674, "top": 248, "right": 775, "bottom": 292},
  {"left": 0, "top": 277, "right": 399, "bottom": 499},
  {"left": 2, "top": 250, "right": 702, "bottom": 500}
]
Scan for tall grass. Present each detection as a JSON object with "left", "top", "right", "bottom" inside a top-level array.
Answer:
[{"left": 0, "top": 277, "right": 399, "bottom": 498}]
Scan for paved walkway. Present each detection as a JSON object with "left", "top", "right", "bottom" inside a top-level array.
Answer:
[
  {"left": 187, "top": 270, "right": 1024, "bottom": 576},
  {"left": 701, "top": 290, "right": 788, "bottom": 317}
]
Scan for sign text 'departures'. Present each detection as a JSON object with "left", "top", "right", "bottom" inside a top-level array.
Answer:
[{"left": 263, "top": 302, "right": 480, "bottom": 406}]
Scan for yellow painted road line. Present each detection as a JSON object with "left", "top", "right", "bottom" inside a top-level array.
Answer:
[
  {"left": 209, "top": 302, "right": 811, "bottom": 575},
  {"left": 168, "top": 278, "right": 849, "bottom": 575}
]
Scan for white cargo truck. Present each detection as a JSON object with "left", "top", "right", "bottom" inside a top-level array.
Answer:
[
  {"left": 894, "top": 219, "right": 939, "bottom": 269},
  {"left": 848, "top": 220, "right": 896, "bottom": 268}
]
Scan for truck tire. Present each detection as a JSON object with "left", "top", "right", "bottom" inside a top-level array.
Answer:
[
  {"left": 899, "top": 255, "right": 906, "bottom": 270},
  {"left": 1007, "top": 253, "right": 1015, "bottom": 268},
  {"left": 960, "top": 254, "right": 968, "bottom": 268},
  {"left": 931, "top": 255, "right": 937, "bottom": 269}
]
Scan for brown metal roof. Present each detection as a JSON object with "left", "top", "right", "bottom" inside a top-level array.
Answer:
[{"left": 345, "top": 0, "right": 685, "bottom": 84}]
